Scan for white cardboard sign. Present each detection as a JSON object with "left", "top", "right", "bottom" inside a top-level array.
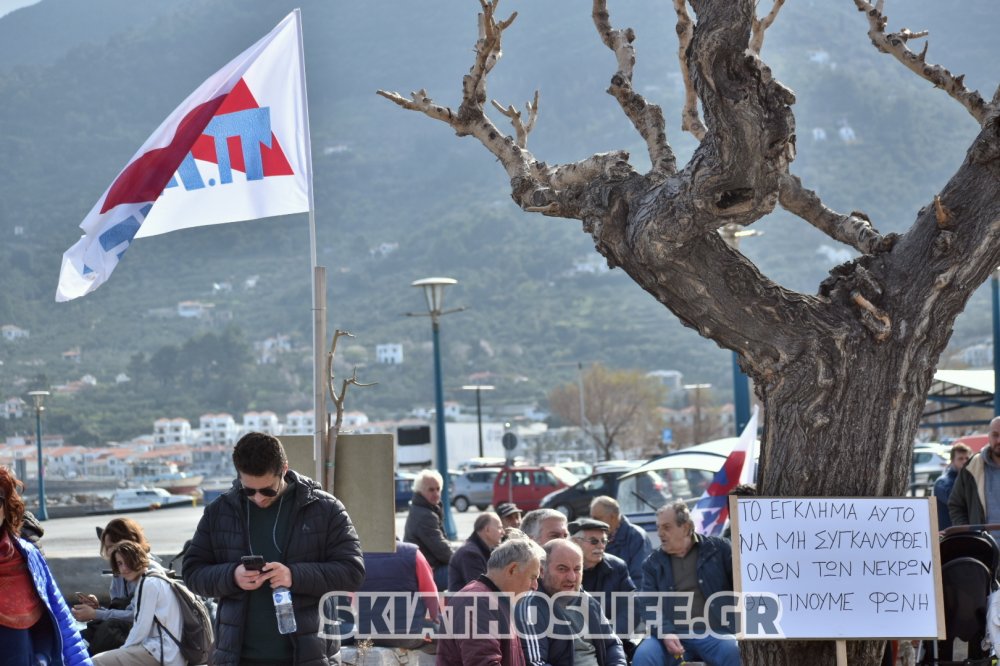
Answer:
[{"left": 730, "top": 497, "right": 944, "bottom": 640}]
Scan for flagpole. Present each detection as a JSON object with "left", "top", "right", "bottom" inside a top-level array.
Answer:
[{"left": 294, "top": 8, "right": 327, "bottom": 487}]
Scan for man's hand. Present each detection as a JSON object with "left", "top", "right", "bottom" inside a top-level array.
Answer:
[
  {"left": 260, "top": 561, "right": 293, "bottom": 589},
  {"left": 661, "top": 634, "right": 684, "bottom": 659},
  {"left": 234, "top": 563, "right": 267, "bottom": 591},
  {"left": 71, "top": 604, "right": 98, "bottom": 622}
]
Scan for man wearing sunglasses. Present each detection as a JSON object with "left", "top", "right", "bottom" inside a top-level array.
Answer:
[
  {"left": 184, "top": 432, "right": 366, "bottom": 666},
  {"left": 571, "top": 519, "right": 638, "bottom": 660}
]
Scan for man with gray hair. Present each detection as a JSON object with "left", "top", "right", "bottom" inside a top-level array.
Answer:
[
  {"left": 632, "top": 500, "right": 739, "bottom": 666},
  {"left": 448, "top": 511, "right": 504, "bottom": 591},
  {"left": 521, "top": 508, "right": 570, "bottom": 545},
  {"left": 404, "top": 468, "right": 453, "bottom": 590},
  {"left": 590, "top": 495, "right": 652, "bottom": 586},
  {"left": 437, "top": 537, "right": 544, "bottom": 666}
]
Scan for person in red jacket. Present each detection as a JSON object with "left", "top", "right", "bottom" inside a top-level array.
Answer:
[{"left": 436, "top": 537, "right": 544, "bottom": 666}]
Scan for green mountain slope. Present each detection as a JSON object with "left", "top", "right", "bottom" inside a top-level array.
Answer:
[{"left": 0, "top": 0, "right": 997, "bottom": 441}]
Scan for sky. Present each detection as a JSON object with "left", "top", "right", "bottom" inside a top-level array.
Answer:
[{"left": 0, "top": 0, "right": 39, "bottom": 18}]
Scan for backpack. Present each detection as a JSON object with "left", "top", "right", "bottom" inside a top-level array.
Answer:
[{"left": 137, "top": 570, "right": 214, "bottom": 665}]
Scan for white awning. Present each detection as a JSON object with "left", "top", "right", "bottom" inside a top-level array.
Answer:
[{"left": 932, "top": 369, "right": 994, "bottom": 395}]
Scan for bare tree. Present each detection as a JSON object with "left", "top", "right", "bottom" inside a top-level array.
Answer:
[
  {"left": 548, "top": 363, "right": 666, "bottom": 460},
  {"left": 323, "top": 329, "right": 375, "bottom": 494},
  {"left": 379, "top": 1, "right": 1000, "bottom": 663}
]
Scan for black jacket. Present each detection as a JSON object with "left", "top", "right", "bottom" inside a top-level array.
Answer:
[
  {"left": 448, "top": 531, "right": 491, "bottom": 592},
  {"left": 184, "top": 470, "right": 365, "bottom": 665},
  {"left": 403, "top": 491, "right": 453, "bottom": 568}
]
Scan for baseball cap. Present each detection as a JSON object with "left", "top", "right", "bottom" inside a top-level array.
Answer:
[{"left": 495, "top": 502, "right": 522, "bottom": 518}]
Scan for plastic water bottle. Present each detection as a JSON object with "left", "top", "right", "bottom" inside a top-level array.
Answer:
[{"left": 273, "top": 586, "right": 297, "bottom": 634}]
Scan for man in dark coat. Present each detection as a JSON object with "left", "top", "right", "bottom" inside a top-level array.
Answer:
[
  {"left": 184, "top": 432, "right": 365, "bottom": 666},
  {"left": 590, "top": 495, "right": 651, "bottom": 586},
  {"left": 516, "top": 538, "right": 627, "bottom": 666},
  {"left": 403, "top": 469, "right": 454, "bottom": 589},
  {"left": 448, "top": 511, "right": 504, "bottom": 591},
  {"left": 571, "top": 518, "right": 637, "bottom": 660},
  {"left": 632, "top": 501, "right": 739, "bottom": 666}
]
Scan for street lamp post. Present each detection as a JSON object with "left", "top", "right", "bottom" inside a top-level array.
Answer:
[
  {"left": 993, "top": 269, "right": 1000, "bottom": 416},
  {"left": 719, "top": 223, "right": 761, "bottom": 435},
  {"left": 462, "top": 385, "right": 495, "bottom": 458},
  {"left": 683, "top": 383, "right": 712, "bottom": 445},
  {"left": 27, "top": 390, "right": 50, "bottom": 521},
  {"left": 408, "top": 277, "right": 465, "bottom": 540}
]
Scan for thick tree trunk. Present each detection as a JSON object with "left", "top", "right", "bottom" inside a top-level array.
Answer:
[{"left": 379, "top": 1, "right": 1000, "bottom": 663}]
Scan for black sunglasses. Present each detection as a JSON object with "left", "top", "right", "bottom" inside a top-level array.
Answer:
[{"left": 241, "top": 485, "right": 279, "bottom": 498}]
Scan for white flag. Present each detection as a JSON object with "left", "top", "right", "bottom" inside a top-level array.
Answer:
[{"left": 56, "top": 10, "right": 311, "bottom": 302}]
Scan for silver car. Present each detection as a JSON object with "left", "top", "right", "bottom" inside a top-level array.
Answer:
[{"left": 451, "top": 467, "right": 501, "bottom": 512}]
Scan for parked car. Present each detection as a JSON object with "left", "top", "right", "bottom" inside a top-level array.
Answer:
[
  {"left": 451, "top": 467, "right": 502, "bottom": 512},
  {"left": 395, "top": 472, "right": 416, "bottom": 512},
  {"left": 912, "top": 443, "right": 950, "bottom": 486},
  {"left": 539, "top": 462, "right": 642, "bottom": 520},
  {"left": 492, "top": 466, "right": 578, "bottom": 511},
  {"left": 555, "top": 461, "right": 593, "bottom": 479}
]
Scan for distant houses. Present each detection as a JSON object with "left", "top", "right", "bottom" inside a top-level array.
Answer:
[{"left": 2, "top": 324, "right": 29, "bottom": 341}]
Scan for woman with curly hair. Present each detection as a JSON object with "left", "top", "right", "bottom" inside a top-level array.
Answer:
[{"left": 0, "top": 466, "right": 92, "bottom": 665}]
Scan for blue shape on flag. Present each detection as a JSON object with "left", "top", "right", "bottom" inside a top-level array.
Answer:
[
  {"left": 97, "top": 204, "right": 152, "bottom": 260},
  {"left": 203, "top": 107, "right": 272, "bottom": 184}
]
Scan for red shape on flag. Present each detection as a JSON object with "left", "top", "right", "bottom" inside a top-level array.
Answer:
[
  {"left": 189, "top": 79, "right": 294, "bottom": 177},
  {"left": 101, "top": 97, "right": 226, "bottom": 213}
]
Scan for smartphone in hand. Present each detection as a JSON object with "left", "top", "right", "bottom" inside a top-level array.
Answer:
[{"left": 241, "top": 555, "right": 265, "bottom": 571}]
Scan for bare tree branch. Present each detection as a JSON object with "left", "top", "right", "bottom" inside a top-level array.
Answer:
[
  {"left": 778, "top": 173, "right": 891, "bottom": 255},
  {"left": 854, "top": 0, "right": 991, "bottom": 124},
  {"left": 490, "top": 90, "right": 539, "bottom": 149},
  {"left": 322, "top": 329, "right": 376, "bottom": 493},
  {"left": 672, "top": 0, "right": 706, "bottom": 140},
  {"left": 749, "top": 0, "right": 786, "bottom": 54},
  {"left": 592, "top": 0, "right": 676, "bottom": 177}
]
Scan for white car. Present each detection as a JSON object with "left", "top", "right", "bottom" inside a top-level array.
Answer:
[{"left": 912, "top": 444, "right": 950, "bottom": 486}]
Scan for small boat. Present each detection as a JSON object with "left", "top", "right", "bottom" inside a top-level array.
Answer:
[
  {"left": 105, "top": 487, "right": 195, "bottom": 513},
  {"left": 129, "top": 463, "right": 204, "bottom": 495},
  {"left": 200, "top": 477, "right": 234, "bottom": 504}
]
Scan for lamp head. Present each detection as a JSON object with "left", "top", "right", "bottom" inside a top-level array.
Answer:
[
  {"left": 411, "top": 277, "right": 457, "bottom": 315},
  {"left": 27, "top": 390, "right": 50, "bottom": 411}
]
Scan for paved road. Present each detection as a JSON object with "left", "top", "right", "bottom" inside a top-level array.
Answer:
[{"left": 39, "top": 504, "right": 486, "bottom": 558}]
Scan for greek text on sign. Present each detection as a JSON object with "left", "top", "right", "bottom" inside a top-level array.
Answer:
[{"left": 730, "top": 497, "right": 944, "bottom": 640}]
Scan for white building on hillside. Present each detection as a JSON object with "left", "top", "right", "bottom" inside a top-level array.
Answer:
[
  {"left": 199, "top": 413, "right": 239, "bottom": 446},
  {"left": 376, "top": 344, "right": 404, "bottom": 365},
  {"left": 154, "top": 418, "right": 193, "bottom": 446},
  {"left": 244, "top": 411, "right": 281, "bottom": 435},
  {"left": 2, "top": 397, "right": 26, "bottom": 420},
  {"left": 285, "top": 410, "right": 315, "bottom": 435},
  {"left": 1, "top": 325, "right": 29, "bottom": 341}
]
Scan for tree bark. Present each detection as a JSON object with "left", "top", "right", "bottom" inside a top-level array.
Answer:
[{"left": 379, "top": 1, "right": 1000, "bottom": 663}]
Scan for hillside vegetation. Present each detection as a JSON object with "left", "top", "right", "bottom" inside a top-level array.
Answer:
[{"left": 0, "top": 0, "right": 996, "bottom": 443}]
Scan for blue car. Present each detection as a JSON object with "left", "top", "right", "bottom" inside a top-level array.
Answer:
[{"left": 395, "top": 472, "right": 416, "bottom": 512}]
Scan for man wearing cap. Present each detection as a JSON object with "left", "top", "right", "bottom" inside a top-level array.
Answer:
[
  {"left": 515, "top": 538, "right": 626, "bottom": 666},
  {"left": 590, "top": 495, "right": 652, "bottom": 587},
  {"left": 496, "top": 502, "right": 524, "bottom": 530},
  {"left": 571, "top": 518, "right": 637, "bottom": 660},
  {"left": 448, "top": 511, "right": 505, "bottom": 592},
  {"left": 571, "top": 519, "right": 635, "bottom": 598}
]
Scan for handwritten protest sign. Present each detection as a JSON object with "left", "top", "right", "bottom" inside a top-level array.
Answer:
[{"left": 730, "top": 497, "right": 944, "bottom": 639}]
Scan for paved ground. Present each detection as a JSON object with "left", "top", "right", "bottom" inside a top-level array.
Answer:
[{"left": 37, "top": 502, "right": 485, "bottom": 601}]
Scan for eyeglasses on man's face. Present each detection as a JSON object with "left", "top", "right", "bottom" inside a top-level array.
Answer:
[
  {"left": 574, "top": 536, "right": 608, "bottom": 546},
  {"left": 241, "top": 483, "right": 280, "bottom": 497}
]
